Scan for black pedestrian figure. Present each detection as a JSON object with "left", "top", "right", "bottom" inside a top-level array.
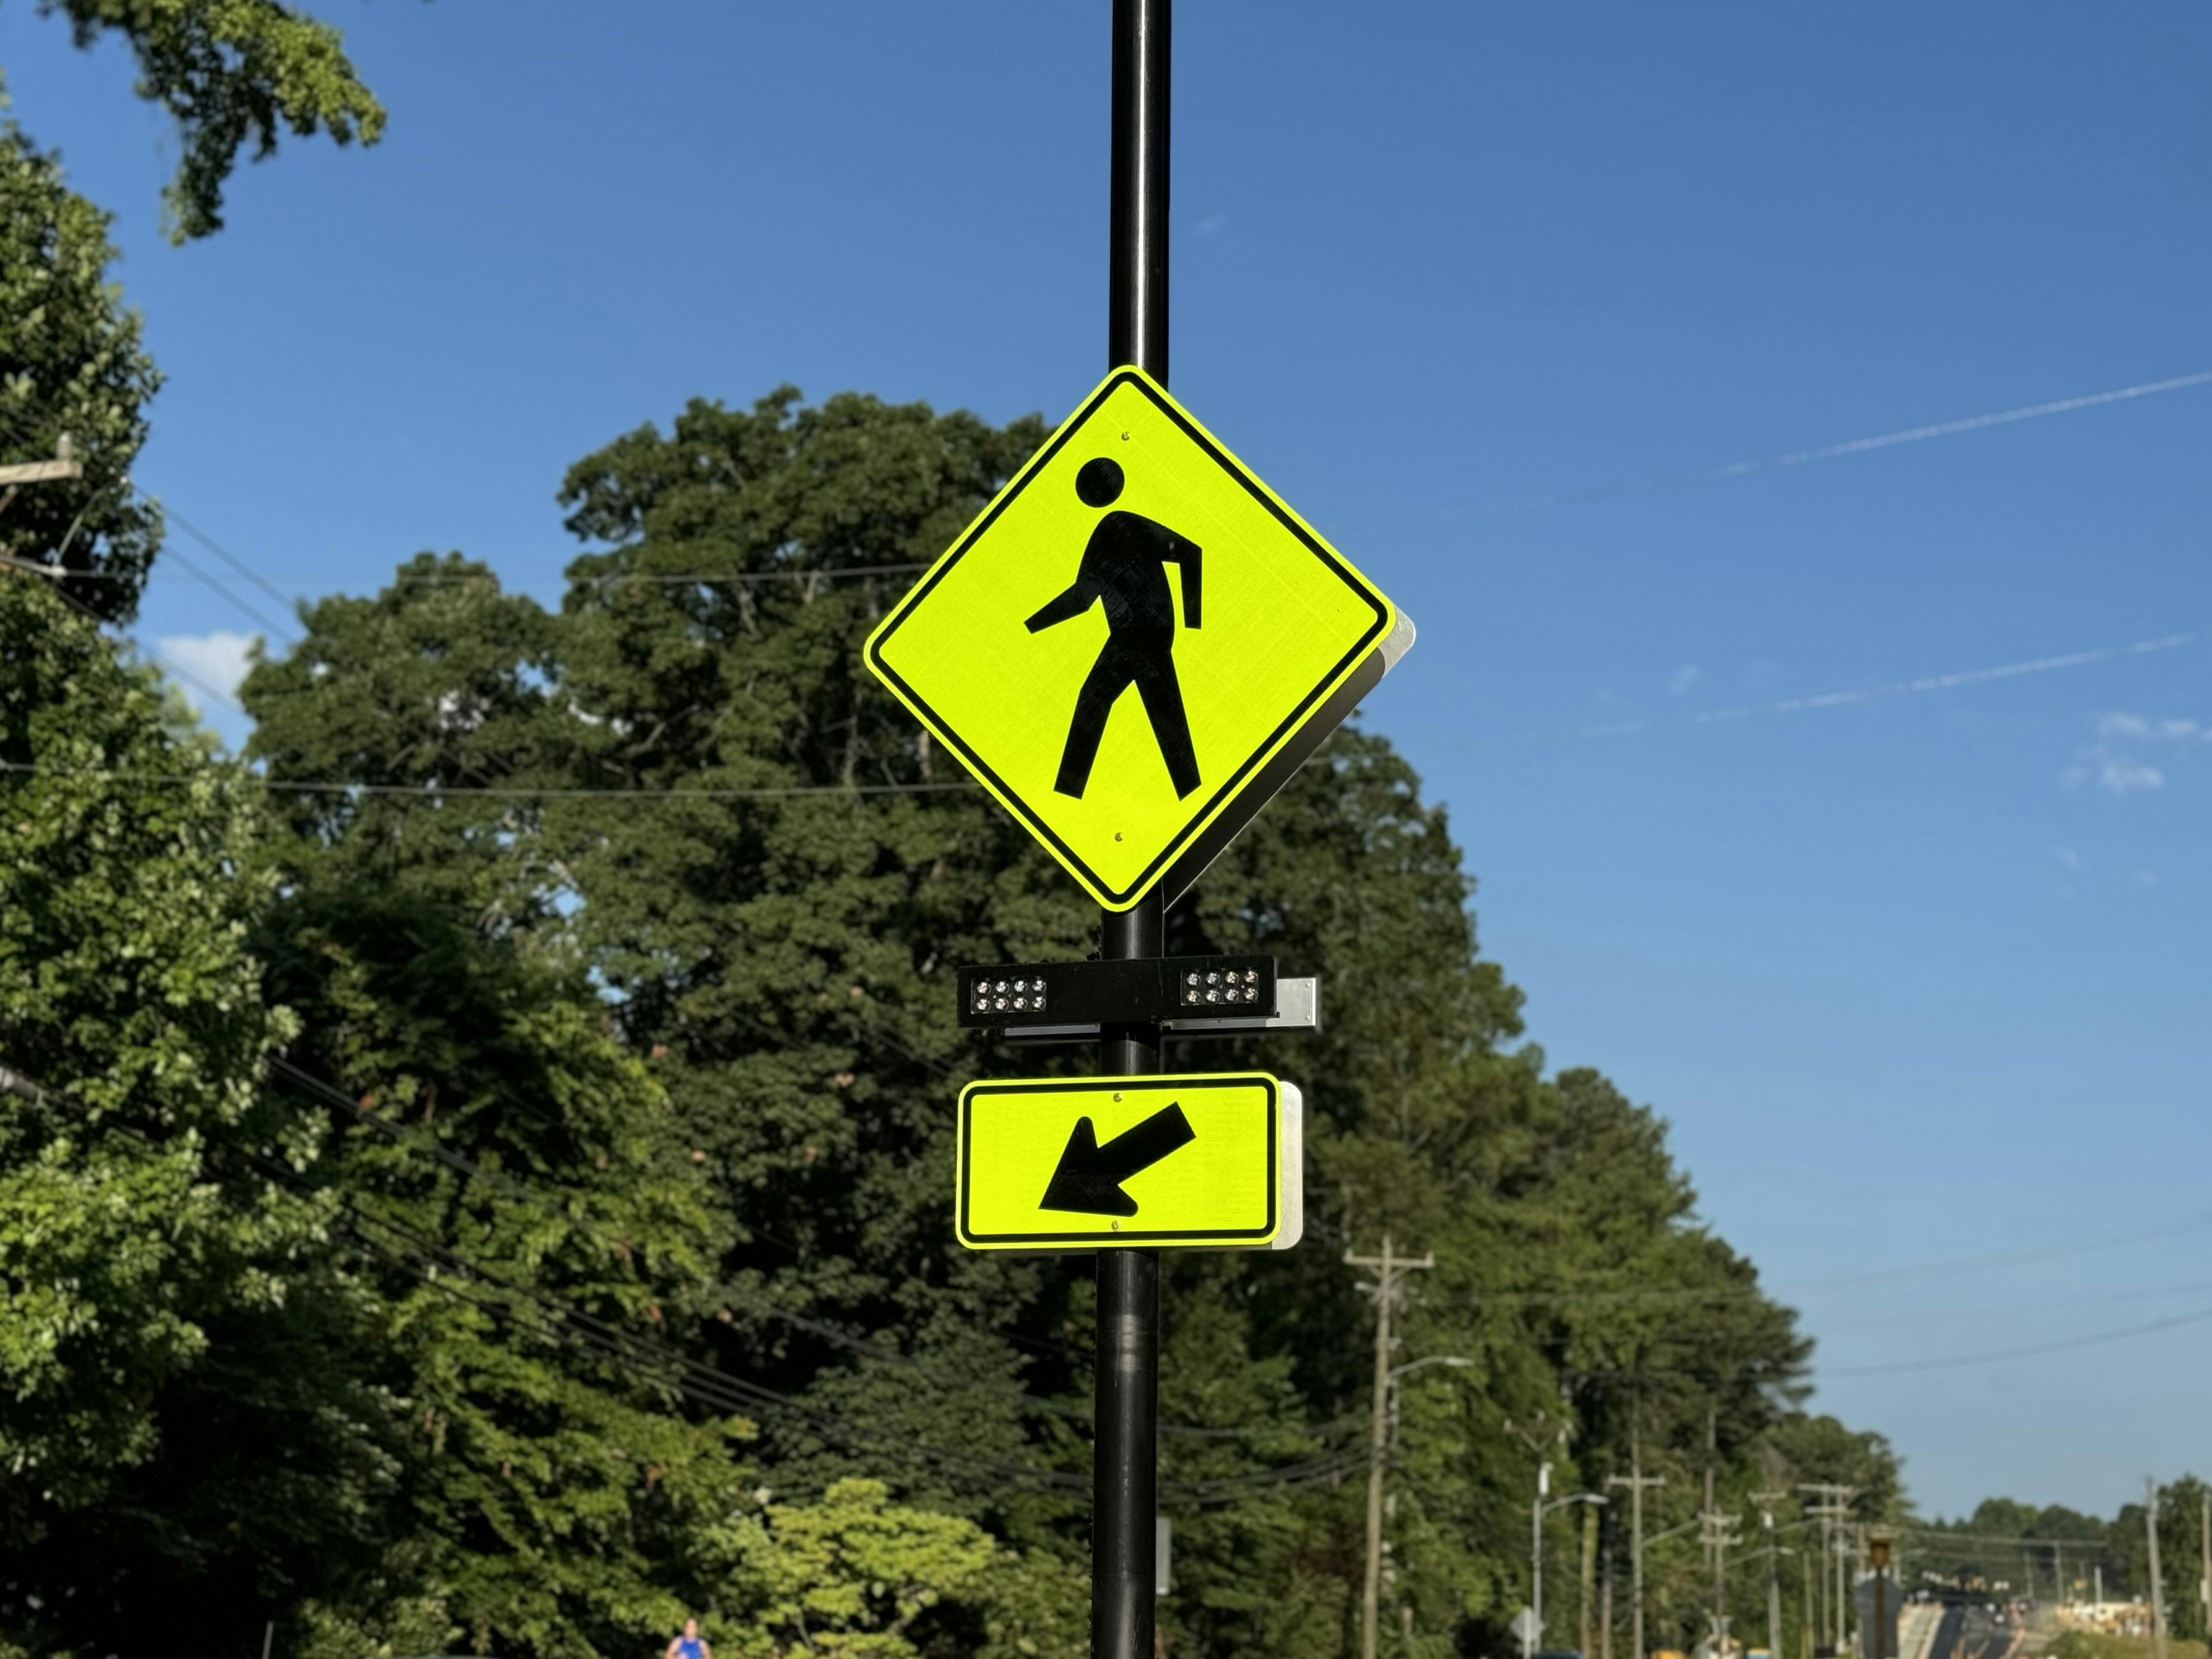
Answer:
[{"left": 1025, "top": 458, "right": 1204, "bottom": 800}]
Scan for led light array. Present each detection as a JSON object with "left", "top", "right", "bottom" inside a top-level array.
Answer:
[
  {"left": 1184, "top": 968, "right": 1261, "bottom": 1007},
  {"left": 972, "top": 974, "right": 1048, "bottom": 1015}
]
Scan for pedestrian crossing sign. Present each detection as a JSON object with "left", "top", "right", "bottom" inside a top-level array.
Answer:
[{"left": 864, "top": 366, "right": 1401, "bottom": 911}]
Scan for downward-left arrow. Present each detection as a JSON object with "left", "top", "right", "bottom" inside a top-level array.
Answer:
[{"left": 1039, "top": 1102, "right": 1197, "bottom": 1216}]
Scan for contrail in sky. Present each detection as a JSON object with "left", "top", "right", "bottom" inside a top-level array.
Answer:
[
  {"left": 1448, "top": 367, "right": 2212, "bottom": 518},
  {"left": 1463, "top": 629, "right": 2202, "bottom": 748}
]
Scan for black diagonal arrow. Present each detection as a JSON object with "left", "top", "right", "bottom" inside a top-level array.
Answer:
[{"left": 1038, "top": 1101, "right": 1197, "bottom": 1217}]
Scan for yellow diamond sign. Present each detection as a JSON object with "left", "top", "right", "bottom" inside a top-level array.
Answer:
[
  {"left": 956, "top": 1073, "right": 1294, "bottom": 1250},
  {"left": 865, "top": 367, "right": 1399, "bottom": 910}
]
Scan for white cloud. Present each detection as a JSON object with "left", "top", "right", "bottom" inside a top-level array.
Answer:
[
  {"left": 153, "top": 629, "right": 257, "bottom": 714},
  {"left": 2096, "top": 757, "right": 2165, "bottom": 794},
  {"left": 2049, "top": 846, "right": 2080, "bottom": 871},
  {"left": 2068, "top": 711, "right": 2203, "bottom": 796},
  {"left": 1669, "top": 664, "right": 1702, "bottom": 697},
  {"left": 2098, "top": 711, "right": 2204, "bottom": 744}
]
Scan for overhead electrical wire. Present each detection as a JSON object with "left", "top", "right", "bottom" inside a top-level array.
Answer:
[
  {"left": 151, "top": 542, "right": 300, "bottom": 644},
  {"left": 0, "top": 550, "right": 252, "bottom": 715},
  {"left": 0, "top": 758, "right": 976, "bottom": 801},
  {"left": 8, "top": 1053, "right": 1350, "bottom": 1504},
  {"left": 1819, "top": 1303, "right": 2212, "bottom": 1378},
  {"left": 263, "top": 1054, "right": 1344, "bottom": 1447}
]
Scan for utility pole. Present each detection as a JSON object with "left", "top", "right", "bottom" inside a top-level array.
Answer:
[
  {"left": 1801, "top": 1550, "right": 1815, "bottom": 1659},
  {"left": 1867, "top": 1535, "right": 1891, "bottom": 1659},
  {"left": 1346, "top": 1236, "right": 1433, "bottom": 1659},
  {"left": 2146, "top": 1477, "right": 2168, "bottom": 1659},
  {"left": 1800, "top": 1485, "right": 1857, "bottom": 1654},
  {"left": 1539, "top": 1458, "right": 1553, "bottom": 1658},
  {"left": 1698, "top": 1407, "right": 1741, "bottom": 1648},
  {"left": 2198, "top": 1491, "right": 2209, "bottom": 1645},
  {"left": 1756, "top": 1491, "right": 1791, "bottom": 1659},
  {"left": 1094, "top": 8, "right": 1170, "bottom": 1658},
  {"left": 0, "top": 434, "right": 83, "bottom": 572},
  {"left": 0, "top": 434, "right": 80, "bottom": 491},
  {"left": 1609, "top": 1437, "right": 1665, "bottom": 1659},
  {"left": 1699, "top": 1505, "right": 1744, "bottom": 1652}
]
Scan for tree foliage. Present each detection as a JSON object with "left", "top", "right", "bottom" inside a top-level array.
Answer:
[
  {"left": 21, "top": 0, "right": 385, "bottom": 241},
  {"left": 0, "top": 123, "right": 161, "bottom": 618},
  {"left": 0, "top": 575, "right": 374, "bottom": 1652},
  {"left": 715, "top": 1476, "right": 998, "bottom": 1658}
]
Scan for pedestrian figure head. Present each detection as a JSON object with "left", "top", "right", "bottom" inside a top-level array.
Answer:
[{"left": 1076, "top": 457, "right": 1124, "bottom": 508}]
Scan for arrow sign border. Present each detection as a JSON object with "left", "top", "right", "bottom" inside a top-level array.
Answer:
[{"left": 956, "top": 1073, "right": 1281, "bottom": 1248}]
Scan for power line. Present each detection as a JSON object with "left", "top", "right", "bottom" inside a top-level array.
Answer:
[
  {"left": 154, "top": 499, "right": 306, "bottom": 620},
  {"left": 13, "top": 1052, "right": 1333, "bottom": 1503},
  {"left": 341, "top": 560, "right": 933, "bottom": 590},
  {"left": 1, "top": 552, "right": 249, "bottom": 715},
  {"left": 155, "top": 539, "right": 301, "bottom": 643},
  {"left": 1821, "top": 1304, "right": 2212, "bottom": 1378},
  {"left": 0, "top": 759, "right": 974, "bottom": 801},
  {"left": 265, "top": 1055, "right": 1340, "bottom": 1446}
]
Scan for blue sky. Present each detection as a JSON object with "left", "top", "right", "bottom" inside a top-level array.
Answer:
[{"left": 7, "top": 1, "right": 2208, "bottom": 1519}]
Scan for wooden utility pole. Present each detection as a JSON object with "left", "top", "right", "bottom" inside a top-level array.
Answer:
[
  {"left": 1609, "top": 1437, "right": 1664, "bottom": 1659},
  {"left": 0, "top": 435, "right": 84, "bottom": 568},
  {"left": 1755, "top": 1490, "right": 1791, "bottom": 1659},
  {"left": 2146, "top": 1477, "right": 2168, "bottom": 1659},
  {"left": 1800, "top": 1484, "right": 1857, "bottom": 1654},
  {"left": 1346, "top": 1237, "right": 1433, "bottom": 1659},
  {"left": 2199, "top": 1491, "right": 2209, "bottom": 1645},
  {"left": 1581, "top": 1498, "right": 1599, "bottom": 1656},
  {"left": 1698, "top": 1407, "right": 1741, "bottom": 1645},
  {"left": 0, "top": 434, "right": 80, "bottom": 488},
  {"left": 1867, "top": 1535, "right": 1891, "bottom": 1659}
]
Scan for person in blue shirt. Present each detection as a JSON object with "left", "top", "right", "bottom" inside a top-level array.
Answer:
[{"left": 664, "top": 1617, "right": 711, "bottom": 1659}]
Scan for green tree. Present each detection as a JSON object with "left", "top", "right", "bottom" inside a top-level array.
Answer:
[
  {"left": 1, "top": 0, "right": 386, "bottom": 619},
  {"left": 714, "top": 1476, "right": 997, "bottom": 1658},
  {"left": 0, "top": 122, "right": 161, "bottom": 617},
  {"left": 249, "top": 877, "right": 754, "bottom": 1655},
  {"left": 13, "top": 0, "right": 384, "bottom": 242},
  {"left": 0, "top": 576, "right": 391, "bottom": 1653},
  {"left": 547, "top": 387, "right": 1084, "bottom": 1518}
]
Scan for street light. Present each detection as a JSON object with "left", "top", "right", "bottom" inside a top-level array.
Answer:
[
  {"left": 1361, "top": 1356, "right": 1481, "bottom": 1659},
  {"left": 1530, "top": 1474, "right": 1607, "bottom": 1659},
  {"left": 1389, "top": 1354, "right": 1477, "bottom": 1383}
]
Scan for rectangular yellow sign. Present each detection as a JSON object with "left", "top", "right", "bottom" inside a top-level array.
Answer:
[{"left": 956, "top": 1073, "right": 1283, "bottom": 1250}]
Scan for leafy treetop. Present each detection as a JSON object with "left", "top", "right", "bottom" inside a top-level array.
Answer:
[{"left": 25, "top": 0, "right": 385, "bottom": 241}]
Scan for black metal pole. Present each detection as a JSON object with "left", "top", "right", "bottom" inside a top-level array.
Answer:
[{"left": 1096, "top": 5, "right": 1168, "bottom": 1656}]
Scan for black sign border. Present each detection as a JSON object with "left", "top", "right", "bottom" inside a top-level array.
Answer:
[
  {"left": 957, "top": 1073, "right": 1281, "bottom": 1246},
  {"left": 866, "top": 369, "right": 1391, "bottom": 906}
]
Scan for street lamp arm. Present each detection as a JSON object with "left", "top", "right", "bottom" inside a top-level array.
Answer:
[
  {"left": 1544, "top": 1493, "right": 1609, "bottom": 1517},
  {"left": 1388, "top": 1354, "right": 1477, "bottom": 1382}
]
